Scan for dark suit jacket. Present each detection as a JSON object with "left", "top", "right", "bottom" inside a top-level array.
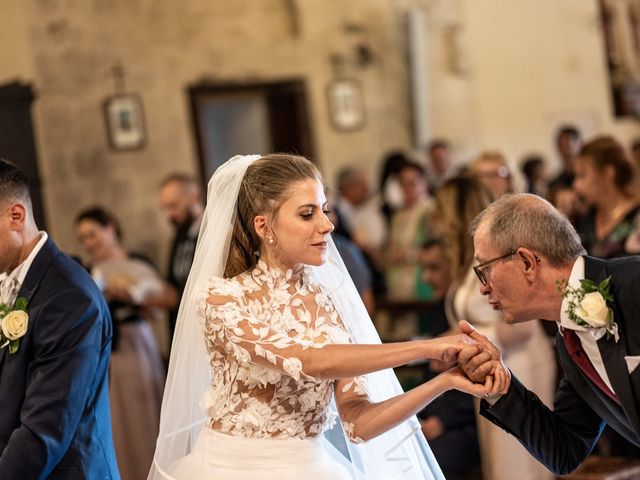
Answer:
[
  {"left": 480, "top": 255, "right": 640, "bottom": 475},
  {"left": 0, "top": 238, "right": 119, "bottom": 479},
  {"left": 166, "top": 227, "right": 197, "bottom": 341}
]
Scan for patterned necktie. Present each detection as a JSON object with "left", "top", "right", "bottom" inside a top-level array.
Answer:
[
  {"left": 0, "top": 277, "right": 11, "bottom": 305},
  {"left": 562, "top": 329, "right": 619, "bottom": 404}
]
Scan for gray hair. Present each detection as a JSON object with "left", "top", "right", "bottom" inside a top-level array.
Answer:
[{"left": 470, "top": 193, "right": 585, "bottom": 266}]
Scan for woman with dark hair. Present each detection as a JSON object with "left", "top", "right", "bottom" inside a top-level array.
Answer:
[
  {"left": 75, "top": 206, "right": 167, "bottom": 480},
  {"left": 377, "top": 150, "right": 410, "bottom": 224},
  {"left": 573, "top": 135, "right": 640, "bottom": 258},
  {"left": 520, "top": 155, "right": 547, "bottom": 197}
]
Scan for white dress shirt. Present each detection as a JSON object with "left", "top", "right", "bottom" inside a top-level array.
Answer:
[
  {"left": 558, "top": 256, "right": 615, "bottom": 394},
  {"left": 0, "top": 232, "right": 48, "bottom": 306}
]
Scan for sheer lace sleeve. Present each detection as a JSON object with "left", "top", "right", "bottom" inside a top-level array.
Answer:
[
  {"left": 200, "top": 278, "right": 316, "bottom": 381},
  {"left": 334, "top": 369, "right": 372, "bottom": 443},
  {"left": 330, "top": 311, "right": 371, "bottom": 443}
]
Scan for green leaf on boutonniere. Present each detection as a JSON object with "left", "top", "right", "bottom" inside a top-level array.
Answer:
[
  {"left": 8, "top": 339, "right": 19, "bottom": 354},
  {"left": 13, "top": 297, "right": 28, "bottom": 311},
  {"left": 579, "top": 278, "right": 598, "bottom": 293},
  {"left": 598, "top": 278, "right": 614, "bottom": 302}
]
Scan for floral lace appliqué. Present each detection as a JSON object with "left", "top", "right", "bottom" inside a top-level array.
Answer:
[{"left": 199, "top": 260, "right": 366, "bottom": 440}]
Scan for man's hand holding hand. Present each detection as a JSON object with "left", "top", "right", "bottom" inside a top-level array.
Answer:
[{"left": 457, "top": 320, "right": 511, "bottom": 396}]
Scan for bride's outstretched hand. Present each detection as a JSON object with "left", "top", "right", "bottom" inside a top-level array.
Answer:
[{"left": 426, "top": 334, "right": 482, "bottom": 363}]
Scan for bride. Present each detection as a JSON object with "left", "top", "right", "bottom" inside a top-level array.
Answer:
[{"left": 148, "top": 154, "right": 505, "bottom": 480}]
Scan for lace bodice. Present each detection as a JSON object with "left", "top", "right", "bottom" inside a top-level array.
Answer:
[{"left": 199, "top": 260, "right": 368, "bottom": 440}]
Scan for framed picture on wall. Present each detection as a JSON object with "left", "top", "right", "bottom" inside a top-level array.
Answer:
[
  {"left": 326, "top": 79, "right": 365, "bottom": 131},
  {"left": 104, "top": 94, "right": 147, "bottom": 150}
]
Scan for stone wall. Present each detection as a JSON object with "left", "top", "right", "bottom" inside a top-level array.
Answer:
[
  {"left": 27, "top": 0, "right": 423, "bottom": 265},
  {"left": 3, "top": 0, "right": 639, "bottom": 268}
]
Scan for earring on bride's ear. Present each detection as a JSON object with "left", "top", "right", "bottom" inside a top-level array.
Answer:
[{"left": 267, "top": 235, "right": 274, "bottom": 244}]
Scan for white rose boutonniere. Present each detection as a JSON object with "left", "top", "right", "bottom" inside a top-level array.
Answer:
[
  {"left": 0, "top": 297, "right": 29, "bottom": 354},
  {"left": 560, "top": 277, "right": 618, "bottom": 342}
]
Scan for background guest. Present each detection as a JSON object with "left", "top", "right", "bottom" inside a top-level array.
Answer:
[
  {"left": 157, "top": 173, "right": 203, "bottom": 344},
  {"left": 75, "top": 207, "right": 166, "bottom": 480},
  {"left": 548, "top": 125, "right": 584, "bottom": 220},
  {"left": 417, "top": 238, "right": 481, "bottom": 480},
  {"left": 549, "top": 124, "right": 582, "bottom": 190},
  {"left": 573, "top": 135, "right": 640, "bottom": 259},
  {"left": 425, "top": 138, "right": 456, "bottom": 192},
  {"left": 333, "top": 167, "right": 385, "bottom": 250},
  {"left": 469, "top": 151, "right": 514, "bottom": 199},
  {"left": 377, "top": 150, "right": 410, "bottom": 225},
  {"left": 520, "top": 154, "right": 548, "bottom": 197},
  {"left": 385, "top": 160, "right": 434, "bottom": 302},
  {"left": 333, "top": 166, "right": 387, "bottom": 295}
]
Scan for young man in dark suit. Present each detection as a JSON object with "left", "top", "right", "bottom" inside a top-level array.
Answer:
[
  {"left": 0, "top": 159, "right": 119, "bottom": 479},
  {"left": 458, "top": 193, "right": 640, "bottom": 475}
]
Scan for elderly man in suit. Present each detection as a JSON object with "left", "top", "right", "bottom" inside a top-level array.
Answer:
[
  {"left": 458, "top": 193, "right": 640, "bottom": 475},
  {"left": 0, "top": 159, "right": 119, "bottom": 479}
]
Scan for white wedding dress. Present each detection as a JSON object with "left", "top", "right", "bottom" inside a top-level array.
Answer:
[
  {"left": 169, "top": 260, "right": 366, "bottom": 479},
  {"left": 150, "top": 154, "right": 443, "bottom": 480}
]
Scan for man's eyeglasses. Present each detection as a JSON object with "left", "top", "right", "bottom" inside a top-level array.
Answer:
[
  {"left": 473, "top": 250, "right": 517, "bottom": 286},
  {"left": 473, "top": 249, "right": 541, "bottom": 286}
]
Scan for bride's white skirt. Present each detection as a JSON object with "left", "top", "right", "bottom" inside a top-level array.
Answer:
[{"left": 169, "top": 427, "right": 354, "bottom": 479}]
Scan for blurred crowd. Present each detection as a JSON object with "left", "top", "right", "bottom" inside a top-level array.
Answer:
[
  {"left": 327, "top": 126, "right": 640, "bottom": 479},
  {"left": 68, "top": 125, "right": 640, "bottom": 479}
]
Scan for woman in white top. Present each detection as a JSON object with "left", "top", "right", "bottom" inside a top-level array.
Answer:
[{"left": 148, "top": 154, "right": 507, "bottom": 480}]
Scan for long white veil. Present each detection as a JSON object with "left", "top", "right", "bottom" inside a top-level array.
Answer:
[{"left": 149, "top": 154, "right": 444, "bottom": 480}]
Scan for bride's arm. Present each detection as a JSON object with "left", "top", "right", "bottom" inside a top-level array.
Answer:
[
  {"left": 334, "top": 367, "right": 508, "bottom": 443},
  {"left": 205, "top": 294, "right": 481, "bottom": 381}
]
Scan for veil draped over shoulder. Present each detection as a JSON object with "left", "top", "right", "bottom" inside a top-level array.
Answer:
[{"left": 149, "top": 154, "right": 444, "bottom": 480}]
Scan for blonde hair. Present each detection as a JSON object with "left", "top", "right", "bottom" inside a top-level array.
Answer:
[
  {"left": 470, "top": 150, "right": 509, "bottom": 170},
  {"left": 468, "top": 150, "right": 515, "bottom": 198},
  {"left": 435, "top": 176, "right": 494, "bottom": 281},
  {"left": 224, "top": 153, "right": 322, "bottom": 278}
]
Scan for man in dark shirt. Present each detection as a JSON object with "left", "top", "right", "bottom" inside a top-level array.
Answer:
[
  {"left": 158, "top": 173, "right": 204, "bottom": 341},
  {"left": 548, "top": 125, "right": 584, "bottom": 221}
]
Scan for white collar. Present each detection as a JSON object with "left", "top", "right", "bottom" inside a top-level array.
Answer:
[
  {"left": 559, "top": 256, "right": 588, "bottom": 332},
  {"left": 0, "top": 231, "right": 48, "bottom": 295}
]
